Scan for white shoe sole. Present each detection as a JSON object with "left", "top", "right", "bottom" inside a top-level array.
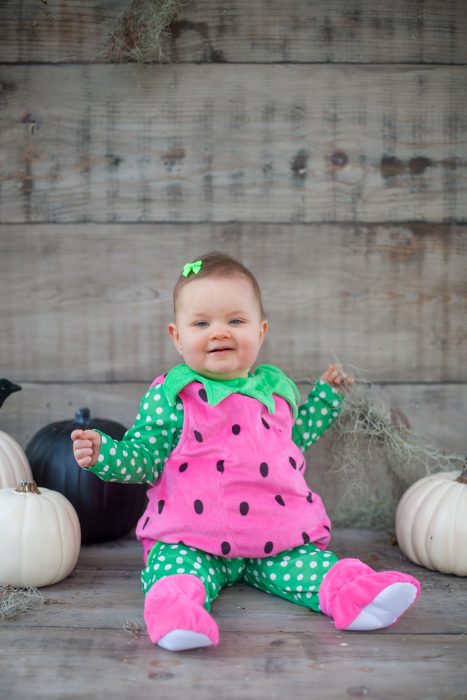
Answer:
[
  {"left": 157, "top": 629, "right": 214, "bottom": 651},
  {"left": 345, "top": 582, "right": 418, "bottom": 631}
]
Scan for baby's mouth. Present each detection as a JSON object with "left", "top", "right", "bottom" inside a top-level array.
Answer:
[{"left": 208, "top": 347, "right": 234, "bottom": 354}]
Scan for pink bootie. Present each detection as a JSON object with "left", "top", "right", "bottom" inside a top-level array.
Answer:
[
  {"left": 319, "top": 558, "right": 420, "bottom": 631},
  {"left": 144, "top": 574, "right": 219, "bottom": 651}
]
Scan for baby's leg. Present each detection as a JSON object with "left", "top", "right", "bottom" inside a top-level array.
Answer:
[
  {"left": 243, "top": 544, "right": 420, "bottom": 631},
  {"left": 243, "top": 543, "right": 338, "bottom": 613},
  {"left": 141, "top": 542, "right": 244, "bottom": 651}
]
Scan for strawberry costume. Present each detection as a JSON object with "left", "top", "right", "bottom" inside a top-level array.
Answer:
[{"left": 89, "top": 363, "right": 420, "bottom": 651}]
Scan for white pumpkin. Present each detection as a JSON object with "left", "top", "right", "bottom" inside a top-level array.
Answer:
[
  {"left": 396, "top": 469, "right": 467, "bottom": 576},
  {"left": 0, "top": 481, "right": 81, "bottom": 587},
  {"left": 0, "top": 430, "right": 33, "bottom": 488}
]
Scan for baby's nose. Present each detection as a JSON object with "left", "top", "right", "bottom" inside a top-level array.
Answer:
[{"left": 211, "top": 323, "right": 231, "bottom": 338}]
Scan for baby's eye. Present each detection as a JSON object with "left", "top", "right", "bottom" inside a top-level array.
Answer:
[
  {"left": 229, "top": 319, "right": 245, "bottom": 325},
  {"left": 193, "top": 321, "right": 209, "bottom": 328}
]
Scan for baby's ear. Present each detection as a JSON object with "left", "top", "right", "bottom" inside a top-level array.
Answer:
[
  {"left": 260, "top": 319, "right": 269, "bottom": 343},
  {"left": 167, "top": 322, "right": 183, "bottom": 355}
]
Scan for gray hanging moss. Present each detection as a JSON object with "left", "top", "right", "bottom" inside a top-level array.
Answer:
[
  {"left": 0, "top": 586, "right": 44, "bottom": 620},
  {"left": 297, "top": 367, "right": 463, "bottom": 531},
  {"left": 107, "top": 0, "right": 193, "bottom": 62}
]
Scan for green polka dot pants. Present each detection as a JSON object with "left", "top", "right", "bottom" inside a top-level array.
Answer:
[{"left": 141, "top": 541, "right": 339, "bottom": 613}]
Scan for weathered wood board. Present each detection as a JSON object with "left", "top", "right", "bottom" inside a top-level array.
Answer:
[
  {"left": 2, "top": 380, "right": 466, "bottom": 460},
  {"left": 1, "top": 224, "right": 466, "bottom": 382},
  {"left": 1, "top": 531, "right": 466, "bottom": 700},
  {"left": 1, "top": 65, "right": 466, "bottom": 224},
  {"left": 1, "top": 0, "right": 466, "bottom": 64}
]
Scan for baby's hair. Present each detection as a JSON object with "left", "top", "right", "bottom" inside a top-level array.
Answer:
[{"left": 173, "top": 251, "right": 266, "bottom": 319}]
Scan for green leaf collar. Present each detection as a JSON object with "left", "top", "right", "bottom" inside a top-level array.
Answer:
[{"left": 162, "top": 364, "right": 300, "bottom": 418}]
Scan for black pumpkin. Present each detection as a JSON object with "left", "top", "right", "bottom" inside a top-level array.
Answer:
[{"left": 26, "top": 408, "right": 147, "bottom": 544}]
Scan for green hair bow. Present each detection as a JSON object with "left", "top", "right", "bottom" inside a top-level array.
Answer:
[{"left": 182, "top": 260, "right": 203, "bottom": 277}]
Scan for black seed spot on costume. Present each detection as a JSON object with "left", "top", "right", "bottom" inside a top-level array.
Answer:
[
  {"left": 142, "top": 516, "right": 150, "bottom": 529},
  {"left": 221, "top": 541, "right": 231, "bottom": 555},
  {"left": 324, "top": 525, "right": 331, "bottom": 533},
  {"left": 289, "top": 457, "right": 297, "bottom": 469},
  {"left": 216, "top": 460, "right": 225, "bottom": 473},
  {"left": 300, "top": 461, "right": 305, "bottom": 471},
  {"left": 232, "top": 424, "right": 241, "bottom": 435},
  {"left": 194, "top": 430, "right": 203, "bottom": 443},
  {"left": 158, "top": 500, "right": 165, "bottom": 514},
  {"left": 264, "top": 541, "right": 274, "bottom": 554},
  {"left": 302, "top": 532, "right": 311, "bottom": 544},
  {"left": 199, "top": 388, "right": 208, "bottom": 402},
  {"left": 260, "top": 462, "right": 269, "bottom": 477},
  {"left": 307, "top": 491, "right": 313, "bottom": 503},
  {"left": 261, "top": 417, "right": 270, "bottom": 429},
  {"left": 275, "top": 495, "right": 285, "bottom": 506},
  {"left": 179, "top": 462, "right": 188, "bottom": 472},
  {"left": 240, "top": 502, "right": 249, "bottom": 516},
  {"left": 194, "top": 499, "right": 204, "bottom": 514}
]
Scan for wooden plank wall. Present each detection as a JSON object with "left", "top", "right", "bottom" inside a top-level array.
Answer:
[{"left": 1, "top": 2, "right": 466, "bottom": 516}]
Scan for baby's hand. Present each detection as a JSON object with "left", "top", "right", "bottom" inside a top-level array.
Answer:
[
  {"left": 320, "top": 363, "right": 354, "bottom": 393},
  {"left": 71, "top": 429, "right": 102, "bottom": 468}
]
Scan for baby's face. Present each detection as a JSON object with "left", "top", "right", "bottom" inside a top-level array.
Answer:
[{"left": 168, "top": 275, "right": 268, "bottom": 380}]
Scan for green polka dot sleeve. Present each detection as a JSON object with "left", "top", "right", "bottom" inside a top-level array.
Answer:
[
  {"left": 87, "top": 384, "right": 184, "bottom": 483},
  {"left": 292, "top": 379, "right": 344, "bottom": 453}
]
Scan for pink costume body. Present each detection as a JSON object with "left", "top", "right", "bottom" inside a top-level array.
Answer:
[{"left": 136, "top": 375, "right": 331, "bottom": 563}]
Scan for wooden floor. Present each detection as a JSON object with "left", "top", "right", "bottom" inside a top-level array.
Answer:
[{"left": 1, "top": 529, "right": 466, "bottom": 700}]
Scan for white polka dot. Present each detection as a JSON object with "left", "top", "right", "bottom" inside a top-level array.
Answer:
[
  {"left": 149, "top": 437, "right": 156, "bottom": 444},
  {"left": 280, "top": 561, "right": 288, "bottom": 567},
  {"left": 303, "top": 432, "right": 310, "bottom": 440},
  {"left": 194, "top": 562, "right": 201, "bottom": 569},
  {"left": 176, "top": 403, "right": 183, "bottom": 410},
  {"left": 143, "top": 403, "right": 149, "bottom": 410},
  {"left": 164, "top": 564, "right": 172, "bottom": 571},
  {"left": 310, "top": 561, "right": 317, "bottom": 568},
  {"left": 270, "top": 573, "right": 277, "bottom": 581},
  {"left": 153, "top": 394, "right": 161, "bottom": 401},
  {"left": 333, "top": 400, "right": 340, "bottom": 407},
  {"left": 323, "top": 561, "right": 330, "bottom": 567},
  {"left": 309, "top": 406, "right": 315, "bottom": 413},
  {"left": 124, "top": 475, "right": 132, "bottom": 481},
  {"left": 317, "top": 420, "right": 323, "bottom": 428},
  {"left": 98, "top": 454, "right": 104, "bottom": 463},
  {"left": 295, "top": 560, "right": 303, "bottom": 568},
  {"left": 101, "top": 435, "right": 107, "bottom": 444},
  {"left": 321, "top": 408, "right": 328, "bottom": 415},
  {"left": 103, "top": 465, "right": 109, "bottom": 472},
  {"left": 297, "top": 586, "right": 303, "bottom": 592},
  {"left": 296, "top": 418, "right": 303, "bottom": 425},
  {"left": 122, "top": 450, "right": 128, "bottom": 457},
  {"left": 297, "top": 573, "right": 303, "bottom": 581},
  {"left": 284, "top": 574, "right": 290, "bottom": 581},
  {"left": 120, "top": 467, "right": 126, "bottom": 474},
  {"left": 109, "top": 447, "right": 116, "bottom": 456}
]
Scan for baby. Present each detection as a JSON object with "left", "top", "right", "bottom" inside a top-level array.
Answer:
[{"left": 72, "top": 251, "right": 420, "bottom": 652}]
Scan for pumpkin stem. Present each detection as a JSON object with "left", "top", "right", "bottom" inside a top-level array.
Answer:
[
  {"left": 456, "top": 468, "right": 467, "bottom": 484},
  {"left": 0, "top": 379, "right": 22, "bottom": 410},
  {"left": 74, "top": 407, "right": 91, "bottom": 427},
  {"left": 15, "top": 480, "right": 41, "bottom": 494}
]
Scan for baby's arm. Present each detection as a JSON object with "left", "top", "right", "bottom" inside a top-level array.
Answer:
[
  {"left": 292, "top": 363, "right": 352, "bottom": 452},
  {"left": 71, "top": 382, "right": 182, "bottom": 483}
]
